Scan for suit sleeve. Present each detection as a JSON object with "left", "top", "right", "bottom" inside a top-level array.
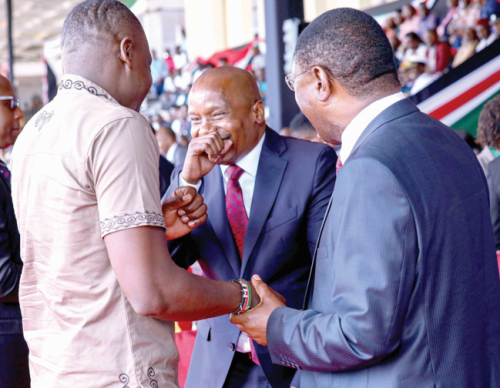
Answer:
[
  {"left": 305, "top": 146, "right": 337, "bottom": 257},
  {"left": 165, "top": 168, "right": 201, "bottom": 269},
  {"left": 0, "top": 201, "right": 20, "bottom": 298},
  {"left": 267, "top": 157, "right": 417, "bottom": 372}
]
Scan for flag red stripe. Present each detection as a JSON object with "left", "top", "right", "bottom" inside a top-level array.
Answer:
[{"left": 429, "top": 68, "right": 500, "bottom": 120}]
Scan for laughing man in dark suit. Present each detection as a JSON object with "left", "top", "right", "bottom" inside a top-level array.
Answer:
[{"left": 166, "top": 66, "right": 336, "bottom": 388}]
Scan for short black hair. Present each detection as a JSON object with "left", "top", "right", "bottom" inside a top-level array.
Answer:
[
  {"left": 61, "top": 0, "right": 142, "bottom": 55},
  {"left": 294, "top": 8, "right": 399, "bottom": 97},
  {"left": 406, "top": 32, "right": 422, "bottom": 43}
]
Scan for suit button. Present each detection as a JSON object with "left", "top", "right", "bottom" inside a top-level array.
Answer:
[{"left": 228, "top": 343, "right": 236, "bottom": 351}]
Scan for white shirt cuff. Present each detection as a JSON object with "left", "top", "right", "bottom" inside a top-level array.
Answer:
[{"left": 179, "top": 172, "right": 202, "bottom": 192}]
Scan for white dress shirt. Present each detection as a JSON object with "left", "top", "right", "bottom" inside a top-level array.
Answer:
[
  {"left": 179, "top": 133, "right": 266, "bottom": 353},
  {"left": 339, "top": 92, "right": 406, "bottom": 164}
]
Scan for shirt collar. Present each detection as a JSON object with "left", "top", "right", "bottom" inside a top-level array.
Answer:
[
  {"left": 58, "top": 74, "right": 117, "bottom": 103},
  {"left": 339, "top": 92, "right": 406, "bottom": 163},
  {"left": 220, "top": 132, "right": 266, "bottom": 179}
]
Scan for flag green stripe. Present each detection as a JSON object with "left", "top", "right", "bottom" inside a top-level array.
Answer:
[
  {"left": 122, "top": 0, "right": 137, "bottom": 8},
  {"left": 450, "top": 90, "right": 500, "bottom": 137}
]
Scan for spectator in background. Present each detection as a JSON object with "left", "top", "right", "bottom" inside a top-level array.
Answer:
[
  {"left": 218, "top": 57, "right": 229, "bottom": 67},
  {"left": 481, "top": 0, "right": 500, "bottom": 19},
  {"left": 476, "top": 18, "right": 497, "bottom": 51},
  {"left": 401, "top": 32, "right": 427, "bottom": 64},
  {"left": 250, "top": 45, "right": 265, "bottom": 73},
  {"left": 452, "top": 27, "right": 479, "bottom": 67},
  {"left": 173, "top": 45, "right": 188, "bottom": 70},
  {"left": 156, "top": 125, "right": 188, "bottom": 167},
  {"left": 477, "top": 95, "right": 500, "bottom": 176},
  {"left": 399, "top": 5, "right": 421, "bottom": 42},
  {"left": 393, "top": 8, "right": 405, "bottom": 36},
  {"left": 418, "top": 2, "right": 441, "bottom": 37},
  {"left": 424, "top": 29, "right": 453, "bottom": 73},
  {"left": 491, "top": 14, "right": 500, "bottom": 40},
  {"left": 0, "top": 75, "right": 30, "bottom": 388},
  {"left": 163, "top": 48, "right": 175, "bottom": 71},
  {"left": 385, "top": 15, "right": 397, "bottom": 40},
  {"left": 171, "top": 104, "right": 191, "bottom": 142},
  {"left": 406, "top": 54, "right": 441, "bottom": 95},
  {"left": 289, "top": 112, "right": 319, "bottom": 142},
  {"left": 438, "top": 0, "right": 459, "bottom": 38},
  {"left": 192, "top": 61, "right": 205, "bottom": 83},
  {"left": 150, "top": 49, "right": 168, "bottom": 97},
  {"left": 390, "top": 36, "right": 403, "bottom": 68}
]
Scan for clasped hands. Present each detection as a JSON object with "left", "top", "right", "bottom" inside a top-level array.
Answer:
[
  {"left": 230, "top": 275, "right": 286, "bottom": 346},
  {"left": 162, "top": 186, "right": 208, "bottom": 240}
]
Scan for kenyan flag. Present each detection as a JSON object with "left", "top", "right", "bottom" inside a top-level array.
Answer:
[{"left": 410, "top": 39, "right": 500, "bottom": 138}]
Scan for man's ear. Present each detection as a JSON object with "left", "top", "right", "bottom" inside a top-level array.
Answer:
[
  {"left": 253, "top": 100, "right": 266, "bottom": 125},
  {"left": 118, "top": 37, "right": 133, "bottom": 68},
  {"left": 312, "top": 67, "right": 332, "bottom": 103}
]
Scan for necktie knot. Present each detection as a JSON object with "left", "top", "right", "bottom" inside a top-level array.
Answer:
[
  {"left": 336, "top": 158, "right": 343, "bottom": 175},
  {"left": 227, "top": 165, "right": 245, "bottom": 181}
]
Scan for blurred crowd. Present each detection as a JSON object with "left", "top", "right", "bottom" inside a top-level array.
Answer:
[{"left": 386, "top": 0, "right": 500, "bottom": 95}]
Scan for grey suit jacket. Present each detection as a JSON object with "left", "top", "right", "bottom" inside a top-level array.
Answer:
[{"left": 267, "top": 99, "right": 500, "bottom": 387}]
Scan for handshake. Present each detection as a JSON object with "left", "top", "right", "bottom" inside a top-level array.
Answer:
[{"left": 163, "top": 186, "right": 287, "bottom": 346}]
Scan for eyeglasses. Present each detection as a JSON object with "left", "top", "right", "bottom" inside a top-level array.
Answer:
[
  {"left": 285, "top": 66, "right": 333, "bottom": 91},
  {"left": 0, "top": 96, "right": 20, "bottom": 111}
]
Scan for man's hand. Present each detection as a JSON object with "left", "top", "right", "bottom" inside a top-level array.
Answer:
[
  {"left": 181, "top": 132, "right": 233, "bottom": 184},
  {"left": 230, "top": 275, "right": 286, "bottom": 346},
  {"left": 162, "top": 186, "right": 208, "bottom": 240}
]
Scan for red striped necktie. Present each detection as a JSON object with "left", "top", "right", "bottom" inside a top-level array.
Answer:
[{"left": 225, "top": 165, "right": 261, "bottom": 366}]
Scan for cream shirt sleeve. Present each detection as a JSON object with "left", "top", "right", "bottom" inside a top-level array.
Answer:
[{"left": 87, "top": 117, "right": 166, "bottom": 238}]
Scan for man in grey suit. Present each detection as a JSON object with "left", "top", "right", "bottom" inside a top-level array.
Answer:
[{"left": 232, "top": 8, "right": 500, "bottom": 388}]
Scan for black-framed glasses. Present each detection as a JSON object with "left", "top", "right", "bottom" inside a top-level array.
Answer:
[
  {"left": 285, "top": 65, "right": 334, "bottom": 92},
  {"left": 0, "top": 96, "right": 20, "bottom": 111}
]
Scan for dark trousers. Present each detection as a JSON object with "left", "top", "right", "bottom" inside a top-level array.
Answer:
[
  {"left": 0, "top": 334, "right": 30, "bottom": 388},
  {"left": 223, "top": 351, "right": 271, "bottom": 388}
]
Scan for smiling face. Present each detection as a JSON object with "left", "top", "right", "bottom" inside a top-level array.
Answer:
[
  {"left": 0, "top": 76, "right": 24, "bottom": 149},
  {"left": 187, "top": 68, "right": 266, "bottom": 165}
]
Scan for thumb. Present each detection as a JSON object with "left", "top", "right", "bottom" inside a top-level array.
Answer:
[
  {"left": 163, "top": 188, "right": 193, "bottom": 212},
  {"left": 252, "top": 274, "right": 269, "bottom": 299}
]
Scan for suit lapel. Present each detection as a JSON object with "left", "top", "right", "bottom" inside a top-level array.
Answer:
[
  {"left": 303, "top": 193, "right": 335, "bottom": 308},
  {"left": 303, "top": 99, "right": 419, "bottom": 308},
  {"left": 203, "top": 168, "right": 241, "bottom": 277},
  {"left": 241, "top": 129, "right": 288, "bottom": 277}
]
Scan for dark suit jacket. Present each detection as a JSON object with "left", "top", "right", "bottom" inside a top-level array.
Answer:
[
  {"left": 0, "top": 169, "right": 23, "bottom": 335},
  {"left": 159, "top": 155, "right": 174, "bottom": 198},
  {"left": 267, "top": 99, "right": 500, "bottom": 387},
  {"left": 166, "top": 128, "right": 337, "bottom": 388},
  {"left": 488, "top": 156, "right": 500, "bottom": 249}
]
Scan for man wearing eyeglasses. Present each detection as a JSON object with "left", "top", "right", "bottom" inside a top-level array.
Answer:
[
  {"left": 0, "top": 75, "right": 29, "bottom": 387},
  {"left": 232, "top": 8, "right": 500, "bottom": 388}
]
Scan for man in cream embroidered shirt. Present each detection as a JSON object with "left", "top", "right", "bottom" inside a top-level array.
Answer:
[{"left": 11, "top": 74, "right": 178, "bottom": 387}]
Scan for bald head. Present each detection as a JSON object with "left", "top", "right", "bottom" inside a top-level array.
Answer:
[
  {"left": 192, "top": 67, "right": 261, "bottom": 109},
  {"left": 0, "top": 75, "right": 12, "bottom": 95}
]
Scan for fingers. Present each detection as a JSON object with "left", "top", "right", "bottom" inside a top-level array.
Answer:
[
  {"left": 188, "top": 132, "right": 227, "bottom": 159},
  {"left": 186, "top": 212, "right": 208, "bottom": 228},
  {"left": 177, "top": 193, "right": 204, "bottom": 216},
  {"left": 162, "top": 186, "right": 196, "bottom": 213}
]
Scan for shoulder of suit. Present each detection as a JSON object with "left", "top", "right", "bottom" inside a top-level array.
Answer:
[{"left": 280, "top": 135, "right": 334, "bottom": 156}]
